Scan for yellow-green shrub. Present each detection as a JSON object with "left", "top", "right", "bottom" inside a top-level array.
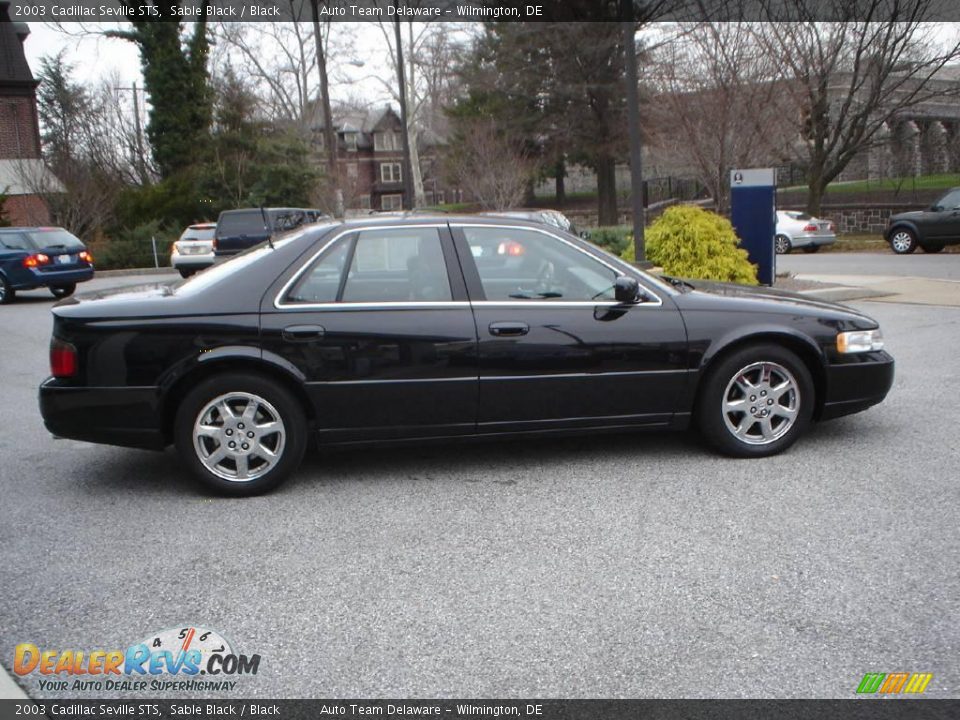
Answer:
[{"left": 633, "top": 205, "right": 758, "bottom": 285}]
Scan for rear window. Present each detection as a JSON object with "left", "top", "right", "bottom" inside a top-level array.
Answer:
[
  {"left": 180, "top": 227, "right": 216, "bottom": 242},
  {"left": 3, "top": 229, "right": 85, "bottom": 251},
  {"left": 784, "top": 212, "right": 812, "bottom": 221},
  {"left": 217, "top": 211, "right": 269, "bottom": 237}
]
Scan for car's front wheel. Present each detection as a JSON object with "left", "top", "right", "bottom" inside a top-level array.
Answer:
[
  {"left": 697, "top": 344, "right": 814, "bottom": 458},
  {"left": 0, "top": 276, "right": 14, "bottom": 305},
  {"left": 889, "top": 229, "right": 918, "bottom": 254},
  {"left": 921, "top": 244, "right": 944, "bottom": 253},
  {"left": 50, "top": 283, "right": 76, "bottom": 299},
  {"left": 174, "top": 373, "right": 307, "bottom": 496},
  {"left": 774, "top": 235, "right": 792, "bottom": 254}
]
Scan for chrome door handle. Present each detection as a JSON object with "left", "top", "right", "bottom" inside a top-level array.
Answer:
[
  {"left": 282, "top": 325, "right": 325, "bottom": 342},
  {"left": 489, "top": 322, "right": 529, "bottom": 337}
]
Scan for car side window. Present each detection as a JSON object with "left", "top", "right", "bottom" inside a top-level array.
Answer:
[
  {"left": 937, "top": 190, "right": 960, "bottom": 210},
  {"left": 285, "top": 238, "right": 352, "bottom": 304},
  {"left": 463, "top": 227, "right": 618, "bottom": 302},
  {"left": 285, "top": 228, "right": 452, "bottom": 305},
  {"left": 0, "top": 233, "right": 30, "bottom": 250},
  {"left": 342, "top": 228, "right": 451, "bottom": 302}
]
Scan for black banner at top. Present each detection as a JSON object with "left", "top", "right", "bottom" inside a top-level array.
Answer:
[{"left": 4, "top": 0, "right": 960, "bottom": 23}]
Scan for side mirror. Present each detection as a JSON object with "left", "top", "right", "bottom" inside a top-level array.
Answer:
[{"left": 614, "top": 275, "right": 641, "bottom": 303}]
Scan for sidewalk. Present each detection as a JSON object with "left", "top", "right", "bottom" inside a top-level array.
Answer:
[{"left": 792, "top": 273, "right": 960, "bottom": 306}]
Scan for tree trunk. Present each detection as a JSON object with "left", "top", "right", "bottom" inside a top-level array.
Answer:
[
  {"left": 406, "top": 22, "right": 425, "bottom": 207},
  {"left": 555, "top": 160, "right": 566, "bottom": 204},
  {"left": 806, "top": 177, "right": 826, "bottom": 216},
  {"left": 596, "top": 155, "right": 618, "bottom": 226}
]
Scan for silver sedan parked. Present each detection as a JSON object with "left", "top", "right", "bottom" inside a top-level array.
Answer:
[{"left": 775, "top": 211, "right": 837, "bottom": 254}]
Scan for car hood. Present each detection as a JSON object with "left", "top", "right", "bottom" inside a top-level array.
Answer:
[{"left": 671, "top": 279, "right": 879, "bottom": 327}]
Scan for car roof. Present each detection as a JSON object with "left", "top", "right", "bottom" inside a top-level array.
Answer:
[
  {"left": 331, "top": 214, "right": 576, "bottom": 232},
  {"left": 186, "top": 223, "right": 216, "bottom": 229},
  {"left": 0, "top": 226, "right": 70, "bottom": 232}
]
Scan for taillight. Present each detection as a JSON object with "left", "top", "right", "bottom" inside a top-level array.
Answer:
[
  {"left": 212, "top": 238, "right": 218, "bottom": 250},
  {"left": 497, "top": 241, "right": 525, "bottom": 256},
  {"left": 79, "top": 250, "right": 93, "bottom": 264},
  {"left": 50, "top": 338, "right": 78, "bottom": 378},
  {"left": 23, "top": 253, "right": 51, "bottom": 268},
  {"left": 802, "top": 224, "right": 818, "bottom": 232}
]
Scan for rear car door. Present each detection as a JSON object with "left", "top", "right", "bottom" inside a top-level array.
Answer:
[
  {"left": 260, "top": 223, "right": 478, "bottom": 443},
  {"left": 451, "top": 223, "right": 689, "bottom": 433}
]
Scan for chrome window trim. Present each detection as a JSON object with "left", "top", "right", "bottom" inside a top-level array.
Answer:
[
  {"left": 273, "top": 221, "right": 666, "bottom": 311},
  {"left": 451, "top": 222, "right": 665, "bottom": 307}
]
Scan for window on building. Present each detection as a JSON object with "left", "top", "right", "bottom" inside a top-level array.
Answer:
[
  {"left": 380, "top": 163, "right": 402, "bottom": 183},
  {"left": 381, "top": 194, "right": 403, "bottom": 211},
  {"left": 374, "top": 131, "right": 399, "bottom": 152},
  {"left": 346, "top": 163, "right": 359, "bottom": 180},
  {"left": 344, "top": 132, "right": 358, "bottom": 152},
  {"left": 357, "top": 195, "right": 371, "bottom": 209}
]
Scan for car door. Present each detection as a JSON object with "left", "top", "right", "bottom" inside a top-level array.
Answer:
[
  {"left": 259, "top": 223, "right": 478, "bottom": 443},
  {"left": 451, "top": 223, "right": 689, "bottom": 433},
  {"left": 932, "top": 189, "right": 960, "bottom": 242}
]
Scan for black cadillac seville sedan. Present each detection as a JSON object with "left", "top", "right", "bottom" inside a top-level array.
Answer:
[{"left": 39, "top": 216, "right": 894, "bottom": 495}]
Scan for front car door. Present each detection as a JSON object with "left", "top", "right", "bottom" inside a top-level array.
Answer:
[
  {"left": 450, "top": 223, "right": 689, "bottom": 434},
  {"left": 260, "top": 223, "right": 478, "bottom": 443}
]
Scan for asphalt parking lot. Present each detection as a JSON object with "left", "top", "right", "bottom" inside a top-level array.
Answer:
[{"left": 0, "top": 266, "right": 957, "bottom": 699}]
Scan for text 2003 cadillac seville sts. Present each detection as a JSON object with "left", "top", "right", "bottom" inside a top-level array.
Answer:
[{"left": 39, "top": 216, "right": 894, "bottom": 496}]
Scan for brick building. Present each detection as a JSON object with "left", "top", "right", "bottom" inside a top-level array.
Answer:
[
  {"left": 0, "top": 4, "right": 61, "bottom": 226},
  {"left": 313, "top": 105, "right": 461, "bottom": 211}
]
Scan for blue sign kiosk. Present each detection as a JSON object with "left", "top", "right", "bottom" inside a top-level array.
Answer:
[{"left": 730, "top": 168, "right": 776, "bottom": 286}]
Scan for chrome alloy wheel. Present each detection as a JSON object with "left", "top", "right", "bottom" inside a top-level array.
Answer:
[
  {"left": 722, "top": 361, "right": 800, "bottom": 446},
  {"left": 890, "top": 231, "right": 914, "bottom": 253},
  {"left": 193, "top": 392, "right": 286, "bottom": 482},
  {"left": 774, "top": 235, "right": 791, "bottom": 254}
]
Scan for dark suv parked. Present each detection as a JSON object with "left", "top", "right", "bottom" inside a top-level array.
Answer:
[
  {"left": 885, "top": 187, "right": 960, "bottom": 254},
  {"left": 0, "top": 227, "right": 94, "bottom": 304},
  {"left": 214, "top": 208, "right": 327, "bottom": 257}
]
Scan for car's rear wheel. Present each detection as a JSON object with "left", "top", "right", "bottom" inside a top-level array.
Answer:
[
  {"left": 921, "top": 244, "right": 944, "bottom": 253},
  {"left": 802, "top": 245, "right": 820, "bottom": 254},
  {"left": 697, "top": 344, "right": 814, "bottom": 458},
  {"left": 774, "top": 235, "right": 792, "bottom": 254},
  {"left": 0, "top": 276, "right": 13, "bottom": 305},
  {"left": 174, "top": 373, "right": 307, "bottom": 496},
  {"left": 889, "top": 229, "right": 918, "bottom": 254},
  {"left": 50, "top": 283, "right": 76, "bottom": 299}
]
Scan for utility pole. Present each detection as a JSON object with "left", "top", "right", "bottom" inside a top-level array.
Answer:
[
  {"left": 623, "top": 6, "right": 647, "bottom": 265},
  {"left": 312, "top": 0, "right": 343, "bottom": 217},
  {"left": 394, "top": 0, "right": 414, "bottom": 211}
]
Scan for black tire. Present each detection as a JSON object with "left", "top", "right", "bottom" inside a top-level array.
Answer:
[
  {"left": 0, "top": 276, "right": 13, "bottom": 305},
  {"left": 802, "top": 245, "right": 820, "bottom": 254},
  {"left": 50, "top": 283, "right": 76, "bottom": 299},
  {"left": 921, "top": 244, "right": 944, "bottom": 254},
  {"left": 178, "top": 268, "right": 195, "bottom": 278},
  {"left": 696, "top": 343, "right": 815, "bottom": 458},
  {"left": 174, "top": 373, "right": 307, "bottom": 496},
  {"left": 774, "top": 235, "right": 792, "bottom": 254},
  {"left": 889, "top": 228, "right": 918, "bottom": 254}
]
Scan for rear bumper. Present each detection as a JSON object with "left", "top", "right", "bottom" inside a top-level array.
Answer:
[
  {"left": 171, "top": 255, "right": 214, "bottom": 269},
  {"left": 11, "top": 266, "right": 94, "bottom": 290},
  {"left": 38, "top": 379, "right": 166, "bottom": 450},
  {"left": 790, "top": 234, "right": 836, "bottom": 249},
  {"left": 820, "top": 351, "right": 894, "bottom": 421}
]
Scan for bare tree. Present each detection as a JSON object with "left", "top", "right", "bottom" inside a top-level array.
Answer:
[
  {"left": 444, "top": 120, "right": 538, "bottom": 210},
  {"left": 645, "top": 23, "right": 795, "bottom": 213},
  {"left": 754, "top": 3, "right": 960, "bottom": 214}
]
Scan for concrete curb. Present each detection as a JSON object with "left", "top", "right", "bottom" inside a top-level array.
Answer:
[
  {"left": 797, "top": 286, "right": 895, "bottom": 302},
  {"left": 0, "top": 663, "right": 29, "bottom": 700},
  {"left": 94, "top": 267, "right": 175, "bottom": 277}
]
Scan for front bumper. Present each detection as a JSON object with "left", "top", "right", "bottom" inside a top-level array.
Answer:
[
  {"left": 820, "top": 350, "right": 894, "bottom": 420},
  {"left": 39, "top": 379, "right": 166, "bottom": 450}
]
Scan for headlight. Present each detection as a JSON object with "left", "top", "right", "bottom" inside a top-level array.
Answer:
[{"left": 837, "top": 328, "right": 884, "bottom": 353}]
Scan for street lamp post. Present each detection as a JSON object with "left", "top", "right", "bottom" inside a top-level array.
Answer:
[
  {"left": 623, "top": 11, "right": 647, "bottom": 265},
  {"left": 393, "top": 1, "right": 414, "bottom": 211}
]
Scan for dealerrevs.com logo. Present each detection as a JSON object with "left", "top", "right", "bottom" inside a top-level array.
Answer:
[{"left": 14, "top": 626, "right": 261, "bottom": 693}]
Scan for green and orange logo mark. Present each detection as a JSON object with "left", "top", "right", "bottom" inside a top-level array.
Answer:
[{"left": 856, "top": 672, "right": 932, "bottom": 694}]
